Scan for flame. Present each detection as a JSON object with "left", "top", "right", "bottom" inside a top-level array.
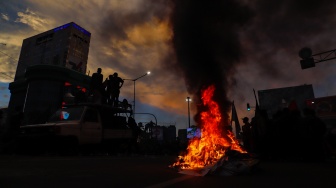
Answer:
[{"left": 172, "top": 85, "right": 246, "bottom": 169}]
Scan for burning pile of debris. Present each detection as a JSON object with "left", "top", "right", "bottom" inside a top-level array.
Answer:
[{"left": 170, "top": 85, "right": 259, "bottom": 176}]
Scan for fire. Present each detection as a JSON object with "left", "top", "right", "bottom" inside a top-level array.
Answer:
[{"left": 172, "top": 85, "right": 246, "bottom": 170}]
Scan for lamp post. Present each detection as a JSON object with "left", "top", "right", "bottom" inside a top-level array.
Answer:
[
  {"left": 186, "top": 97, "right": 191, "bottom": 128},
  {"left": 124, "top": 71, "right": 150, "bottom": 118}
]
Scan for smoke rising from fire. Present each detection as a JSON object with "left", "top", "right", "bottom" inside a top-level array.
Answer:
[{"left": 170, "top": 0, "right": 253, "bottom": 125}]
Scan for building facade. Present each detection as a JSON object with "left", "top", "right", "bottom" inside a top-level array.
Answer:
[
  {"left": 7, "top": 22, "right": 91, "bottom": 125},
  {"left": 258, "top": 84, "right": 315, "bottom": 118},
  {"left": 15, "top": 22, "right": 91, "bottom": 80}
]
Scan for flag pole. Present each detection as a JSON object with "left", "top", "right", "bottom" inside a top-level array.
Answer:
[
  {"left": 253, "top": 88, "right": 259, "bottom": 108},
  {"left": 231, "top": 100, "right": 234, "bottom": 125},
  {"left": 231, "top": 100, "right": 241, "bottom": 138}
]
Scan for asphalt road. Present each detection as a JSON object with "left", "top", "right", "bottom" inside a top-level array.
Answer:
[{"left": 0, "top": 154, "right": 335, "bottom": 188}]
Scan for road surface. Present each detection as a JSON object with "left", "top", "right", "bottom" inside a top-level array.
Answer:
[{"left": 0, "top": 154, "right": 335, "bottom": 188}]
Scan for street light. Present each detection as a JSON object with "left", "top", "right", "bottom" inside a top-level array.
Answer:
[
  {"left": 124, "top": 71, "right": 150, "bottom": 118},
  {"left": 186, "top": 97, "right": 191, "bottom": 128}
]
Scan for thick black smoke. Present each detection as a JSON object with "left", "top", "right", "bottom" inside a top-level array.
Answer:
[{"left": 170, "top": 0, "right": 253, "bottom": 125}]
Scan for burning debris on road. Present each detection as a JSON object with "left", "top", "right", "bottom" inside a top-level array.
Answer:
[{"left": 170, "top": 85, "right": 259, "bottom": 176}]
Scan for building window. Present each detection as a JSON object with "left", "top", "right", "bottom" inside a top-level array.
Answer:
[{"left": 36, "top": 33, "right": 54, "bottom": 45}]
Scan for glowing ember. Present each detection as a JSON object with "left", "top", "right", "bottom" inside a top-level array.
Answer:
[{"left": 172, "top": 85, "right": 246, "bottom": 170}]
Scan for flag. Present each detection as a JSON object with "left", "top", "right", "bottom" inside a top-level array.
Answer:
[{"left": 231, "top": 100, "right": 241, "bottom": 138}]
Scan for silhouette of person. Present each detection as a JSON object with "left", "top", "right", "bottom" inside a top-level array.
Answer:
[
  {"left": 241, "top": 117, "right": 252, "bottom": 152},
  {"left": 128, "top": 117, "right": 140, "bottom": 153},
  {"left": 90, "top": 68, "right": 103, "bottom": 103},
  {"left": 106, "top": 72, "right": 124, "bottom": 107},
  {"left": 102, "top": 77, "right": 109, "bottom": 104},
  {"left": 121, "top": 99, "right": 132, "bottom": 110},
  {"left": 299, "top": 108, "right": 327, "bottom": 161},
  {"left": 105, "top": 75, "right": 113, "bottom": 105}
]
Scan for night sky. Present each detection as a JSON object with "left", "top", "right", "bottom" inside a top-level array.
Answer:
[{"left": 1, "top": 0, "right": 336, "bottom": 131}]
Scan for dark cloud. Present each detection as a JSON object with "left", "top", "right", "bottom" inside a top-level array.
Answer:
[
  {"left": 93, "top": 0, "right": 173, "bottom": 78},
  {"left": 243, "top": 0, "right": 336, "bottom": 78}
]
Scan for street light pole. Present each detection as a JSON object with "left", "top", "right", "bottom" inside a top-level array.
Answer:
[
  {"left": 186, "top": 97, "right": 191, "bottom": 128},
  {"left": 124, "top": 71, "right": 150, "bottom": 118}
]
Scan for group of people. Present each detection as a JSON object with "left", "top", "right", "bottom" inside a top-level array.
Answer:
[
  {"left": 240, "top": 107, "right": 334, "bottom": 162},
  {"left": 90, "top": 68, "right": 124, "bottom": 107}
]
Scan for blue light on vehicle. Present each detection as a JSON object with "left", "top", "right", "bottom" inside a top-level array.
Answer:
[{"left": 61, "top": 111, "right": 70, "bottom": 120}]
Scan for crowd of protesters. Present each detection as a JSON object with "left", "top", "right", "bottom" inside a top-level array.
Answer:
[{"left": 240, "top": 105, "right": 336, "bottom": 162}]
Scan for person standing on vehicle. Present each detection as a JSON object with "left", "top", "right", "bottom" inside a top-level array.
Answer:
[
  {"left": 90, "top": 68, "right": 103, "bottom": 103},
  {"left": 107, "top": 72, "right": 124, "bottom": 107}
]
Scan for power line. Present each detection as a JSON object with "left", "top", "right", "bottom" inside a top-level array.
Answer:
[
  {"left": 0, "top": 49, "right": 31, "bottom": 69},
  {"left": 0, "top": 50, "right": 16, "bottom": 80},
  {"left": 0, "top": 72, "right": 14, "bottom": 79},
  {"left": 0, "top": 50, "right": 18, "bottom": 62}
]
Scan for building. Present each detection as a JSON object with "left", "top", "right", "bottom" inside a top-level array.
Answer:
[
  {"left": 258, "top": 84, "right": 315, "bottom": 118},
  {"left": 7, "top": 22, "right": 92, "bottom": 125},
  {"left": 15, "top": 22, "right": 91, "bottom": 80}
]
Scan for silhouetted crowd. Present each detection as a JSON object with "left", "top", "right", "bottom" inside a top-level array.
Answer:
[
  {"left": 90, "top": 68, "right": 126, "bottom": 108},
  {"left": 241, "top": 107, "right": 336, "bottom": 162}
]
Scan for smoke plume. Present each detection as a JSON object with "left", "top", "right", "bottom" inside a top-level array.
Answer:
[{"left": 170, "top": 0, "right": 253, "bottom": 125}]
